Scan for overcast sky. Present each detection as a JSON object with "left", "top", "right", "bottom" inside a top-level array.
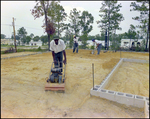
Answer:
[{"left": 1, "top": 1, "right": 140, "bottom": 38}]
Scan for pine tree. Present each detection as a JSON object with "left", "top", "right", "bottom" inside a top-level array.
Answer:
[
  {"left": 79, "top": 11, "right": 94, "bottom": 49},
  {"left": 52, "top": 3, "right": 67, "bottom": 37},
  {"left": 97, "top": 0, "right": 124, "bottom": 50},
  {"left": 68, "top": 8, "right": 81, "bottom": 36},
  {"left": 130, "top": 1, "right": 149, "bottom": 51}
]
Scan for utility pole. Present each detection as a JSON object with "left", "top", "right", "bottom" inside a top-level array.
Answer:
[{"left": 12, "top": 17, "right": 17, "bottom": 52}]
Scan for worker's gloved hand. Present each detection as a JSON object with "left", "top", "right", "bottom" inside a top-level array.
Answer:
[{"left": 63, "top": 59, "right": 67, "bottom": 64}]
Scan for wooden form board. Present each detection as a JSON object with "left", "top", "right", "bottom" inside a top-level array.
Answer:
[{"left": 45, "top": 82, "right": 65, "bottom": 91}]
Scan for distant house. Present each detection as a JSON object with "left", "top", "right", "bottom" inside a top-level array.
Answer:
[
  {"left": 28, "top": 40, "right": 42, "bottom": 47},
  {"left": 1, "top": 39, "right": 10, "bottom": 45},
  {"left": 1, "top": 39, "right": 19, "bottom": 45},
  {"left": 9, "top": 39, "right": 19, "bottom": 45},
  {"left": 121, "top": 39, "right": 149, "bottom": 48}
]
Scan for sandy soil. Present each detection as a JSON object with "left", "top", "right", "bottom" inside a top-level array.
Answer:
[
  {"left": 105, "top": 62, "right": 149, "bottom": 97},
  {"left": 1, "top": 48, "right": 8, "bottom": 51},
  {"left": 1, "top": 52, "right": 38, "bottom": 58},
  {"left": 1, "top": 49, "right": 149, "bottom": 118}
]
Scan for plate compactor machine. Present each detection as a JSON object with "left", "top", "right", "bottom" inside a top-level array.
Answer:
[{"left": 45, "top": 61, "right": 66, "bottom": 92}]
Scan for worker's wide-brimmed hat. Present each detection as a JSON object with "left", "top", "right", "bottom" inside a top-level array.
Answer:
[
  {"left": 53, "top": 35, "right": 59, "bottom": 40},
  {"left": 73, "top": 35, "right": 76, "bottom": 38}
]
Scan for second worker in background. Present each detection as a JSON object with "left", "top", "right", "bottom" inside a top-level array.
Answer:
[
  {"left": 73, "top": 35, "right": 80, "bottom": 53},
  {"left": 92, "top": 39, "right": 102, "bottom": 55}
]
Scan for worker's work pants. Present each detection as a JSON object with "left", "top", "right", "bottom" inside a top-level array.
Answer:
[
  {"left": 73, "top": 43, "right": 78, "bottom": 53},
  {"left": 54, "top": 51, "right": 63, "bottom": 72},
  {"left": 97, "top": 44, "right": 102, "bottom": 55}
]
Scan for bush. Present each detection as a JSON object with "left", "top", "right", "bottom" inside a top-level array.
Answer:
[
  {"left": 1, "top": 47, "right": 48, "bottom": 54},
  {"left": 17, "top": 49, "right": 25, "bottom": 52},
  {"left": 90, "top": 45, "right": 94, "bottom": 50},
  {"left": 135, "top": 46, "right": 141, "bottom": 52},
  {"left": 38, "top": 46, "right": 41, "bottom": 51}
]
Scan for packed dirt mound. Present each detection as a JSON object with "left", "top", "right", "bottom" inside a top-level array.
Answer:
[{"left": 1, "top": 49, "right": 149, "bottom": 118}]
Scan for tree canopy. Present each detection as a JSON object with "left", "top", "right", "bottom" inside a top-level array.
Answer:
[
  {"left": 97, "top": 0, "right": 124, "bottom": 49},
  {"left": 1, "top": 34, "right": 6, "bottom": 39},
  {"left": 130, "top": 0, "right": 149, "bottom": 50}
]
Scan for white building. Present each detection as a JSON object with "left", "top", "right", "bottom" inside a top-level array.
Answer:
[
  {"left": 8, "top": 39, "right": 19, "bottom": 45},
  {"left": 121, "top": 39, "right": 149, "bottom": 48},
  {"left": 28, "top": 40, "right": 42, "bottom": 47},
  {"left": 87, "top": 40, "right": 94, "bottom": 46}
]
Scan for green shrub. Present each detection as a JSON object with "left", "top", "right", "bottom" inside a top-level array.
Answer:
[
  {"left": 90, "top": 45, "right": 94, "bottom": 50},
  {"left": 38, "top": 46, "right": 41, "bottom": 51}
]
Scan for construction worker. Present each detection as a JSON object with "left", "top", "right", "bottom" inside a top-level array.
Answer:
[
  {"left": 73, "top": 35, "right": 80, "bottom": 53},
  {"left": 50, "top": 36, "right": 67, "bottom": 75},
  {"left": 92, "top": 39, "right": 102, "bottom": 55}
]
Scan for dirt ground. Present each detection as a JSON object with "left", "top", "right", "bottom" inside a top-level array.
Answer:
[
  {"left": 105, "top": 62, "right": 149, "bottom": 97},
  {"left": 1, "top": 52, "right": 37, "bottom": 58},
  {"left": 1, "top": 49, "right": 149, "bottom": 118}
]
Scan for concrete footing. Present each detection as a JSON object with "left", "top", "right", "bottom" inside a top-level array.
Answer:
[
  {"left": 90, "top": 58, "right": 149, "bottom": 118},
  {"left": 144, "top": 100, "right": 149, "bottom": 118}
]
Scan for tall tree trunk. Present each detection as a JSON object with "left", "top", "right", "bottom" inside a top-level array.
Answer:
[
  {"left": 105, "top": 29, "right": 107, "bottom": 50},
  {"left": 130, "top": 37, "right": 131, "bottom": 49},
  {"left": 58, "top": 22, "right": 59, "bottom": 37},
  {"left": 42, "top": 2, "right": 50, "bottom": 51},
  {"left": 45, "top": 18, "right": 50, "bottom": 51},
  {"left": 75, "top": 23, "right": 76, "bottom": 35},
  {"left": 48, "top": 34, "right": 50, "bottom": 51},
  {"left": 145, "top": 24, "right": 149, "bottom": 51},
  {"left": 107, "top": 29, "right": 109, "bottom": 50},
  {"left": 107, "top": 3, "right": 110, "bottom": 50},
  {"left": 114, "top": 29, "right": 116, "bottom": 50}
]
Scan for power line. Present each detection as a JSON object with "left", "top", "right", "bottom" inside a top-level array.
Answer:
[
  {"left": 1, "top": 15, "right": 12, "bottom": 19},
  {"left": 1, "top": 24, "right": 12, "bottom": 26},
  {"left": 8, "top": 24, "right": 13, "bottom": 36},
  {"left": 1, "top": 16, "right": 45, "bottom": 32},
  {"left": 15, "top": 25, "right": 44, "bottom": 31},
  {"left": 1, "top": 15, "right": 44, "bottom": 23},
  {"left": 1, "top": 24, "right": 44, "bottom": 31}
]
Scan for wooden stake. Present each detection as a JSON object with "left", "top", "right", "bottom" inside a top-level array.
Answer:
[
  {"left": 120, "top": 48, "right": 121, "bottom": 58},
  {"left": 92, "top": 63, "right": 94, "bottom": 90}
]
